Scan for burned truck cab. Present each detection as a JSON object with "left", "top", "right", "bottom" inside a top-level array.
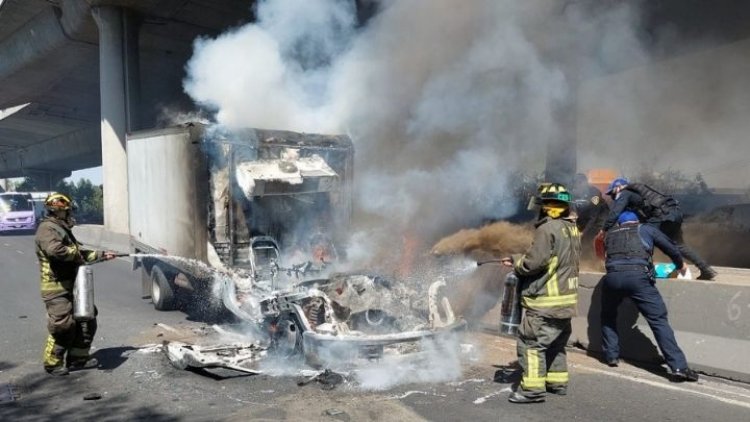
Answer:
[{"left": 207, "top": 127, "right": 353, "bottom": 278}]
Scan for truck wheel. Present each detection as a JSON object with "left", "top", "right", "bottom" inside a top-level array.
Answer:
[
  {"left": 151, "top": 266, "right": 176, "bottom": 311},
  {"left": 141, "top": 265, "right": 151, "bottom": 299},
  {"left": 272, "top": 315, "right": 304, "bottom": 358}
]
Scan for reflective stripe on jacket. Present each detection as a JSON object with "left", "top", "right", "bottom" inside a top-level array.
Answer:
[
  {"left": 512, "top": 216, "right": 581, "bottom": 319},
  {"left": 35, "top": 217, "right": 99, "bottom": 300}
]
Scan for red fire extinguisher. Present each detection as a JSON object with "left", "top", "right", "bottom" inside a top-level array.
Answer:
[{"left": 594, "top": 231, "right": 606, "bottom": 260}]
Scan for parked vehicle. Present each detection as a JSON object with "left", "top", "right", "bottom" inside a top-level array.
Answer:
[
  {"left": 0, "top": 192, "right": 36, "bottom": 233},
  {"left": 29, "top": 191, "right": 53, "bottom": 222}
]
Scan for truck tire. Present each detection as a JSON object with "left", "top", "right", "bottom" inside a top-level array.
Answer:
[
  {"left": 151, "top": 266, "right": 176, "bottom": 311},
  {"left": 141, "top": 265, "right": 151, "bottom": 299},
  {"left": 272, "top": 314, "right": 304, "bottom": 359}
]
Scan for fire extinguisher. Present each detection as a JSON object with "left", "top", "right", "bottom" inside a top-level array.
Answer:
[
  {"left": 594, "top": 230, "right": 606, "bottom": 260},
  {"left": 499, "top": 271, "right": 522, "bottom": 336},
  {"left": 73, "top": 265, "right": 95, "bottom": 321}
]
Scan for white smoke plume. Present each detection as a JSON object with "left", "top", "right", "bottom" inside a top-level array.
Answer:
[{"left": 184, "top": 0, "right": 651, "bottom": 265}]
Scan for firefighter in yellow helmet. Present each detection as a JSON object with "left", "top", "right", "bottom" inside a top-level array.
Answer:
[
  {"left": 501, "top": 183, "right": 581, "bottom": 403},
  {"left": 35, "top": 192, "right": 115, "bottom": 376}
]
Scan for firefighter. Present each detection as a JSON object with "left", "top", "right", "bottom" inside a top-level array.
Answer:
[
  {"left": 570, "top": 173, "right": 607, "bottom": 250},
  {"left": 601, "top": 210, "right": 699, "bottom": 382},
  {"left": 501, "top": 183, "right": 581, "bottom": 403},
  {"left": 35, "top": 192, "right": 115, "bottom": 376},
  {"left": 600, "top": 178, "right": 716, "bottom": 280}
]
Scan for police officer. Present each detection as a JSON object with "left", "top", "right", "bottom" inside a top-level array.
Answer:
[
  {"left": 501, "top": 183, "right": 581, "bottom": 403},
  {"left": 35, "top": 193, "right": 115, "bottom": 376},
  {"left": 601, "top": 210, "right": 699, "bottom": 382},
  {"left": 600, "top": 177, "right": 716, "bottom": 280}
]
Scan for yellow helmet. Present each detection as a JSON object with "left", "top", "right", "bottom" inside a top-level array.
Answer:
[
  {"left": 538, "top": 183, "right": 572, "bottom": 203},
  {"left": 44, "top": 192, "right": 73, "bottom": 211}
]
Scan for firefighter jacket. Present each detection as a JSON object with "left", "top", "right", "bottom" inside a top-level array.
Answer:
[
  {"left": 511, "top": 216, "right": 581, "bottom": 319},
  {"left": 35, "top": 216, "right": 101, "bottom": 300},
  {"left": 605, "top": 222, "right": 683, "bottom": 276}
]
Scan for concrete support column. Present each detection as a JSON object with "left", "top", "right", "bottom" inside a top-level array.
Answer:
[
  {"left": 93, "top": 7, "right": 140, "bottom": 234},
  {"left": 545, "top": 93, "right": 578, "bottom": 186}
]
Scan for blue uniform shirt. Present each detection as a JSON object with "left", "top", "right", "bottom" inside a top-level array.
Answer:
[{"left": 605, "top": 223, "right": 684, "bottom": 272}]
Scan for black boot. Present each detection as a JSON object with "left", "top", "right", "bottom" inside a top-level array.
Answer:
[
  {"left": 696, "top": 267, "right": 717, "bottom": 281},
  {"left": 67, "top": 357, "right": 99, "bottom": 370},
  {"left": 678, "top": 244, "right": 714, "bottom": 280},
  {"left": 546, "top": 385, "right": 567, "bottom": 396},
  {"left": 45, "top": 365, "right": 70, "bottom": 376},
  {"left": 670, "top": 368, "right": 699, "bottom": 382},
  {"left": 508, "top": 391, "right": 545, "bottom": 403}
]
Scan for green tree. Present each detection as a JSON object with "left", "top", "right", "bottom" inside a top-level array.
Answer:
[
  {"left": 14, "top": 177, "right": 37, "bottom": 191},
  {"left": 51, "top": 179, "right": 104, "bottom": 224}
]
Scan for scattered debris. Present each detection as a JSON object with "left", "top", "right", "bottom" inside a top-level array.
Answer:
[
  {"left": 164, "top": 341, "right": 266, "bottom": 374},
  {"left": 83, "top": 393, "right": 102, "bottom": 401},
  {"left": 323, "top": 408, "right": 350, "bottom": 421},
  {"left": 135, "top": 344, "right": 163, "bottom": 354},
  {"left": 386, "top": 390, "right": 447, "bottom": 400},
  {"left": 296, "top": 369, "right": 346, "bottom": 390}
]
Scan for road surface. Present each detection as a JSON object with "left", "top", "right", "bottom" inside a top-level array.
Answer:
[{"left": 1, "top": 233, "right": 749, "bottom": 421}]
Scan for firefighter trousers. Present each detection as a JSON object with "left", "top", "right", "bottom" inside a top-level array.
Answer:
[
  {"left": 516, "top": 310, "right": 572, "bottom": 397},
  {"left": 43, "top": 295, "right": 97, "bottom": 369}
]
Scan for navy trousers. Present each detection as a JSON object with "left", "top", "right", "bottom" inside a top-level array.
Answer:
[{"left": 600, "top": 270, "right": 688, "bottom": 371}]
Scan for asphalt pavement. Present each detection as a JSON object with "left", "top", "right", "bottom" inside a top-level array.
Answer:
[{"left": 1, "top": 233, "right": 749, "bottom": 421}]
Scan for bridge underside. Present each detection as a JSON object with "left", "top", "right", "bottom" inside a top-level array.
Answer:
[{"left": 0, "top": 0, "right": 255, "bottom": 179}]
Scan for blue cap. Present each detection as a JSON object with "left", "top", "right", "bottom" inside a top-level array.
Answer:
[
  {"left": 606, "top": 177, "right": 628, "bottom": 195},
  {"left": 617, "top": 210, "right": 639, "bottom": 224}
]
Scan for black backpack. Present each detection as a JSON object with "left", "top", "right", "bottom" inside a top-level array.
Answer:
[{"left": 625, "top": 183, "right": 680, "bottom": 219}]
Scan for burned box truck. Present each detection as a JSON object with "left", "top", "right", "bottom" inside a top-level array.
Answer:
[
  {"left": 129, "top": 124, "right": 466, "bottom": 368},
  {"left": 128, "top": 123, "right": 353, "bottom": 312}
]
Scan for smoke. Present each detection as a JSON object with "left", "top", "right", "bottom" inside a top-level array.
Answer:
[
  {"left": 183, "top": 0, "right": 660, "bottom": 266},
  {"left": 184, "top": 0, "right": 356, "bottom": 132},
  {"left": 353, "top": 334, "right": 464, "bottom": 390}
]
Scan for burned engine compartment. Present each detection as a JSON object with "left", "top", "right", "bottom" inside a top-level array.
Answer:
[{"left": 184, "top": 270, "right": 468, "bottom": 372}]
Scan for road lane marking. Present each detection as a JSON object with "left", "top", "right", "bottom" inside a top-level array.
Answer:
[
  {"left": 572, "top": 363, "right": 750, "bottom": 409},
  {"left": 473, "top": 387, "right": 512, "bottom": 404}
]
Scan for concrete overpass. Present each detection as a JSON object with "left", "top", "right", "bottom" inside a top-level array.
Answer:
[
  {"left": 2, "top": 0, "right": 750, "bottom": 234},
  {"left": 0, "top": 0, "right": 258, "bottom": 233},
  {"left": 0, "top": 0, "right": 383, "bottom": 234}
]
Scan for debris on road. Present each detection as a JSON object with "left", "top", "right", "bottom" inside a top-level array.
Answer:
[
  {"left": 296, "top": 369, "right": 346, "bottom": 390},
  {"left": 83, "top": 393, "right": 102, "bottom": 401},
  {"left": 164, "top": 341, "right": 266, "bottom": 374}
]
